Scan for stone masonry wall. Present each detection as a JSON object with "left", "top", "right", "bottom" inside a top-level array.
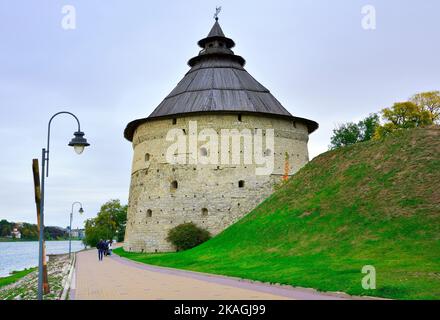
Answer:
[{"left": 123, "top": 113, "right": 310, "bottom": 252}]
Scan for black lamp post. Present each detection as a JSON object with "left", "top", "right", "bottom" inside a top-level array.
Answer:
[
  {"left": 69, "top": 202, "right": 84, "bottom": 259},
  {"left": 38, "top": 111, "right": 90, "bottom": 300}
]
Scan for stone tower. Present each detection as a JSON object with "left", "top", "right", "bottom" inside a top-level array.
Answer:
[{"left": 123, "top": 19, "right": 318, "bottom": 253}]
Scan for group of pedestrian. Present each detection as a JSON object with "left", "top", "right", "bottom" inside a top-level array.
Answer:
[{"left": 97, "top": 239, "right": 113, "bottom": 261}]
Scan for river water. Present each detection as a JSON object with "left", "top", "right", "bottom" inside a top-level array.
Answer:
[{"left": 0, "top": 241, "right": 85, "bottom": 277}]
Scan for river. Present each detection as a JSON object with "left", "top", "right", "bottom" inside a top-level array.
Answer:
[{"left": 0, "top": 240, "right": 85, "bottom": 277}]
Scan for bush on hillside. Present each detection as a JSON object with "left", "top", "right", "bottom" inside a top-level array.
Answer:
[{"left": 166, "top": 223, "right": 211, "bottom": 251}]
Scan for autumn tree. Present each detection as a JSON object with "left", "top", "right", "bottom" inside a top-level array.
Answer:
[
  {"left": 410, "top": 91, "right": 440, "bottom": 123},
  {"left": 374, "top": 102, "right": 433, "bottom": 139}
]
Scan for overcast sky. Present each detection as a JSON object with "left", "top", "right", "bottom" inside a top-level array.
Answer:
[{"left": 0, "top": 0, "right": 439, "bottom": 228}]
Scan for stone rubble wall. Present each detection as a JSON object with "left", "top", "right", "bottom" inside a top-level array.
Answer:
[{"left": 0, "top": 254, "right": 73, "bottom": 300}]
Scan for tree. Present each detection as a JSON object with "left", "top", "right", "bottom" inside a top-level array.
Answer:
[
  {"left": 358, "top": 113, "right": 380, "bottom": 141},
  {"left": 329, "top": 114, "right": 379, "bottom": 149},
  {"left": 382, "top": 102, "right": 432, "bottom": 128},
  {"left": 0, "top": 219, "right": 12, "bottom": 237},
  {"left": 374, "top": 102, "right": 433, "bottom": 139},
  {"left": 410, "top": 91, "right": 440, "bottom": 123},
  {"left": 45, "top": 226, "right": 67, "bottom": 240},
  {"left": 20, "top": 223, "right": 38, "bottom": 240},
  {"left": 83, "top": 220, "right": 111, "bottom": 248},
  {"left": 330, "top": 122, "right": 361, "bottom": 149},
  {"left": 83, "top": 199, "right": 127, "bottom": 247}
]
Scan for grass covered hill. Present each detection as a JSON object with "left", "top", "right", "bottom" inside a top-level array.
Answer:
[{"left": 116, "top": 126, "right": 440, "bottom": 299}]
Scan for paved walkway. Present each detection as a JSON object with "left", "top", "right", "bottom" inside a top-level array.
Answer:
[{"left": 72, "top": 249, "right": 353, "bottom": 300}]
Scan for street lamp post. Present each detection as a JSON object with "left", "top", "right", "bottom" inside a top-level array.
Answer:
[
  {"left": 38, "top": 111, "right": 90, "bottom": 301},
  {"left": 69, "top": 202, "right": 84, "bottom": 259}
]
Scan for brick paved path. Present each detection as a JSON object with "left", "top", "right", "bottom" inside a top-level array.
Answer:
[{"left": 72, "top": 249, "right": 352, "bottom": 300}]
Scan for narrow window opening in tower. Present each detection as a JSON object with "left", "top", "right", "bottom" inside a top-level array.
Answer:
[
  {"left": 293, "top": 121, "right": 297, "bottom": 128},
  {"left": 182, "top": 129, "right": 186, "bottom": 135},
  {"left": 238, "top": 114, "right": 242, "bottom": 122},
  {"left": 200, "top": 147, "right": 208, "bottom": 157},
  {"left": 202, "top": 208, "right": 208, "bottom": 217},
  {"left": 145, "top": 153, "right": 150, "bottom": 162},
  {"left": 238, "top": 180, "right": 245, "bottom": 188},
  {"left": 146, "top": 209, "right": 152, "bottom": 218},
  {"left": 264, "top": 149, "right": 272, "bottom": 157},
  {"left": 172, "top": 118, "right": 177, "bottom": 125},
  {"left": 171, "top": 180, "right": 178, "bottom": 190}
]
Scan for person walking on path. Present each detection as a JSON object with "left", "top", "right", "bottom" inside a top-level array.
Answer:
[
  {"left": 104, "top": 240, "right": 109, "bottom": 256},
  {"left": 108, "top": 240, "right": 113, "bottom": 256},
  {"left": 97, "top": 239, "right": 105, "bottom": 261}
]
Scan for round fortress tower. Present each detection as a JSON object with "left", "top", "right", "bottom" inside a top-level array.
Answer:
[{"left": 123, "top": 19, "right": 318, "bottom": 252}]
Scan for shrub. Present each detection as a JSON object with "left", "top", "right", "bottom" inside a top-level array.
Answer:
[{"left": 166, "top": 223, "right": 211, "bottom": 251}]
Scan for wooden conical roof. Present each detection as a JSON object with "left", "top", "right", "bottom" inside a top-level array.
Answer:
[{"left": 125, "top": 20, "right": 318, "bottom": 141}]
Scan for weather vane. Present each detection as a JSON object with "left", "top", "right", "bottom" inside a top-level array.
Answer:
[{"left": 214, "top": 6, "right": 222, "bottom": 21}]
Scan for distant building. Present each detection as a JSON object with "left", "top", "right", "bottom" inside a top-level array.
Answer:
[
  {"left": 70, "top": 228, "right": 85, "bottom": 239},
  {"left": 11, "top": 228, "right": 21, "bottom": 239}
]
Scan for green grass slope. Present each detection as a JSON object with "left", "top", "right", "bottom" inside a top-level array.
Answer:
[
  {"left": 0, "top": 268, "right": 36, "bottom": 288},
  {"left": 116, "top": 126, "right": 440, "bottom": 299}
]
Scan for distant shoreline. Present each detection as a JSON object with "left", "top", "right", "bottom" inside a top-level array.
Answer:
[{"left": 0, "top": 238, "right": 83, "bottom": 243}]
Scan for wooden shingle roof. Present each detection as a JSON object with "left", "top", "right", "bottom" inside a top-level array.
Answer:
[{"left": 124, "top": 20, "right": 318, "bottom": 141}]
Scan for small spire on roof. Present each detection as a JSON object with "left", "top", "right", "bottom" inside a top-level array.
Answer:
[
  {"left": 196, "top": 11, "right": 236, "bottom": 51},
  {"left": 214, "top": 6, "right": 222, "bottom": 21},
  {"left": 207, "top": 19, "right": 225, "bottom": 38}
]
